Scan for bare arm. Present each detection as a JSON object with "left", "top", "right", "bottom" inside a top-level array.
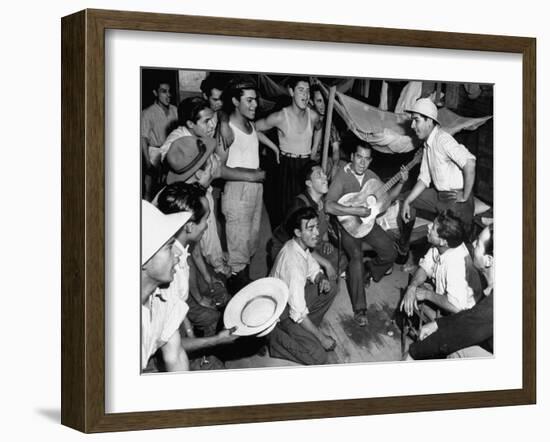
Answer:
[
  {"left": 461, "top": 158, "right": 476, "bottom": 201},
  {"left": 400, "top": 266, "right": 429, "bottom": 317},
  {"left": 180, "top": 328, "right": 238, "bottom": 353},
  {"left": 387, "top": 166, "right": 409, "bottom": 202},
  {"left": 401, "top": 179, "right": 428, "bottom": 222},
  {"left": 255, "top": 111, "right": 283, "bottom": 132},
  {"left": 160, "top": 330, "right": 190, "bottom": 372},
  {"left": 257, "top": 131, "right": 280, "bottom": 163}
]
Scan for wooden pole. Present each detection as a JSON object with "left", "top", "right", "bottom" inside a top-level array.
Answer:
[{"left": 322, "top": 86, "right": 337, "bottom": 173}]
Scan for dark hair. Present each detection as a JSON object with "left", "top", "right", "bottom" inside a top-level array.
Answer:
[
  {"left": 177, "top": 96, "right": 210, "bottom": 127},
  {"left": 157, "top": 182, "right": 207, "bottom": 224},
  {"left": 285, "top": 206, "right": 318, "bottom": 237},
  {"left": 352, "top": 143, "right": 372, "bottom": 156},
  {"left": 435, "top": 210, "right": 466, "bottom": 248},
  {"left": 153, "top": 77, "right": 172, "bottom": 91},
  {"left": 200, "top": 73, "right": 227, "bottom": 96},
  {"left": 223, "top": 75, "right": 257, "bottom": 111},
  {"left": 287, "top": 76, "right": 310, "bottom": 90},
  {"left": 300, "top": 160, "right": 321, "bottom": 189},
  {"left": 310, "top": 83, "right": 324, "bottom": 99}
]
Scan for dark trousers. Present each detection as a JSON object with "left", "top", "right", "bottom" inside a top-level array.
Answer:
[
  {"left": 340, "top": 223, "right": 397, "bottom": 313},
  {"left": 398, "top": 188, "right": 475, "bottom": 250},
  {"left": 268, "top": 280, "right": 337, "bottom": 365},
  {"left": 278, "top": 155, "right": 310, "bottom": 221},
  {"left": 409, "top": 293, "right": 493, "bottom": 360}
]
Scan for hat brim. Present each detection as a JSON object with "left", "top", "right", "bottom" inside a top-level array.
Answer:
[
  {"left": 223, "top": 277, "right": 289, "bottom": 336},
  {"left": 166, "top": 136, "right": 216, "bottom": 184},
  {"left": 404, "top": 108, "right": 440, "bottom": 125}
]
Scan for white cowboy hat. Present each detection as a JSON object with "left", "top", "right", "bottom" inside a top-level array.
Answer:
[
  {"left": 405, "top": 97, "right": 440, "bottom": 125},
  {"left": 223, "top": 277, "right": 289, "bottom": 336},
  {"left": 141, "top": 200, "right": 191, "bottom": 265}
]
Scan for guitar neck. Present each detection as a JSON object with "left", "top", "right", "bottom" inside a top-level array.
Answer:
[{"left": 376, "top": 153, "right": 422, "bottom": 197}]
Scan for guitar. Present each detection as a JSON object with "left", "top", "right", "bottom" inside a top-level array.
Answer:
[{"left": 337, "top": 150, "right": 423, "bottom": 238}]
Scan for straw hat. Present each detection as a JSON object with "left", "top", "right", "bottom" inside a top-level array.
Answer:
[
  {"left": 223, "top": 277, "right": 289, "bottom": 336},
  {"left": 405, "top": 98, "right": 440, "bottom": 125},
  {"left": 141, "top": 200, "right": 191, "bottom": 265},
  {"left": 166, "top": 135, "right": 216, "bottom": 184}
]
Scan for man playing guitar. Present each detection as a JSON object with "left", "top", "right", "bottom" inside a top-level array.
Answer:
[{"left": 326, "top": 143, "right": 408, "bottom": 327}]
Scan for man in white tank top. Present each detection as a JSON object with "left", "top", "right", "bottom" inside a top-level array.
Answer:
[
  {"left": 256, "top": 77, "right": 323, "bottom": 222},
  {"left": 218, "top": 76, "right": 267, "bottom": 294}
]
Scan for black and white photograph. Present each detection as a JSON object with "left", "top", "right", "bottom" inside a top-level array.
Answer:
[{"left": 140, "top": 68, "right": 494, "bottom": 373}]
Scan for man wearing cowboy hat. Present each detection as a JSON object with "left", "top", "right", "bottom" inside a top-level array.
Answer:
[
  {"left": 268, "top": 206, "right": 338, "bottom": 365},
  {"left": 399, "top": 98, "right": 476, "bottom": 256},
  {"left": 141, "top": 200, "right": 193, "bottom": 371}
]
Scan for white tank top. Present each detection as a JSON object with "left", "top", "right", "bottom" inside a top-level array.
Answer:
[{"left": 226, "top": 121, "right": 259, "bottom": 169}]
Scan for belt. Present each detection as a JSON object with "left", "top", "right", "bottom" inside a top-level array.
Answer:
[{"left": 280, "top": 151, "right": 310, "bottom": 159}]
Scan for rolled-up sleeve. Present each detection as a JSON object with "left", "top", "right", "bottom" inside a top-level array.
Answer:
[
  {"left": 441, "top": 133, "right": 476, "bottom": 169},
  {"left": 419, "top": 248, "right": 436, "bottom": 278},
  {"left": 287, "top": 271, "right": 310, "bottom": 323},
  {"left": 443, "top": 260, "right": 474, "bottom": 311}
]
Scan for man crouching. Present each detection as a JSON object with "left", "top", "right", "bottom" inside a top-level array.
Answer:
[{"left": 268, "top": 206, "right": 338, "bottom": 365}]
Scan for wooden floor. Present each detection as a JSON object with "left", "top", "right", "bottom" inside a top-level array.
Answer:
[{"left": 223, "top": 204, "right": 430, "bottom": 370}]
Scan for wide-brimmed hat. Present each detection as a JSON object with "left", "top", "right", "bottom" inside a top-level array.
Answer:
[
  {"left": 223, "top": 277, "right": 289, "bottom": 336},
  {"left": 405, "top": 98, "right": 440, "bottom": 125},
  {"left": 141, "top": 200, "right": 191, "bottom": 265},
  {"left": 165, "top": 136, "right": 216, "bottom": 184}
]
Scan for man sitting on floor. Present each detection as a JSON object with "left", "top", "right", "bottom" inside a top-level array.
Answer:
[
  {"left": 400, "top": 210, "right": 478, "bottom": 318},
  {"left": 270, "top": 160, "right": 345, "bottom": 279},
  {"left": 268, "top": 207, "right": 338, "bottom": 365},
  {"left": 143, "top": 185, "right": 238, "bottom": 372},
  {"left": 141, "top": 200, "right": 193, "bottom": 372},
  {"left": 405, "top": 224, "right": 494, "bottom": 360}
]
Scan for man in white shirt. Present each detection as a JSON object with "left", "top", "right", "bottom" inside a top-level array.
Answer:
[
  {"left": 141, "top": 200, "right": 192, "bottom": 371},
  {"left": 268, "top": 206, "right": 338, "bottom": 365},
  {"left": 400, "top": 210, "right": 477, "bottom": 318},
  {"left": 399, "top": 98, "right": 476, "bottom": 256}
]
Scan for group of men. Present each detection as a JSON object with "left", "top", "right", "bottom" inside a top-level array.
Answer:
[{"left": 140, "top": 71, "right": 493, "bottom": 371}]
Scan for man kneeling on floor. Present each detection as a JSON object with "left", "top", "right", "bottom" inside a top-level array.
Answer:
[{"left": 268, "top": 206, "right": 338, "bottom": 365}]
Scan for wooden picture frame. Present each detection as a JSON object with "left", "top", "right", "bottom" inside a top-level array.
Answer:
[{"left": 61, "top": 8, "right": 536, "bottom": 433}]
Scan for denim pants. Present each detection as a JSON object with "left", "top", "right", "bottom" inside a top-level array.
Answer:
[{"left": 221, "top": 181, "right": 263, "bottom": 273}]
